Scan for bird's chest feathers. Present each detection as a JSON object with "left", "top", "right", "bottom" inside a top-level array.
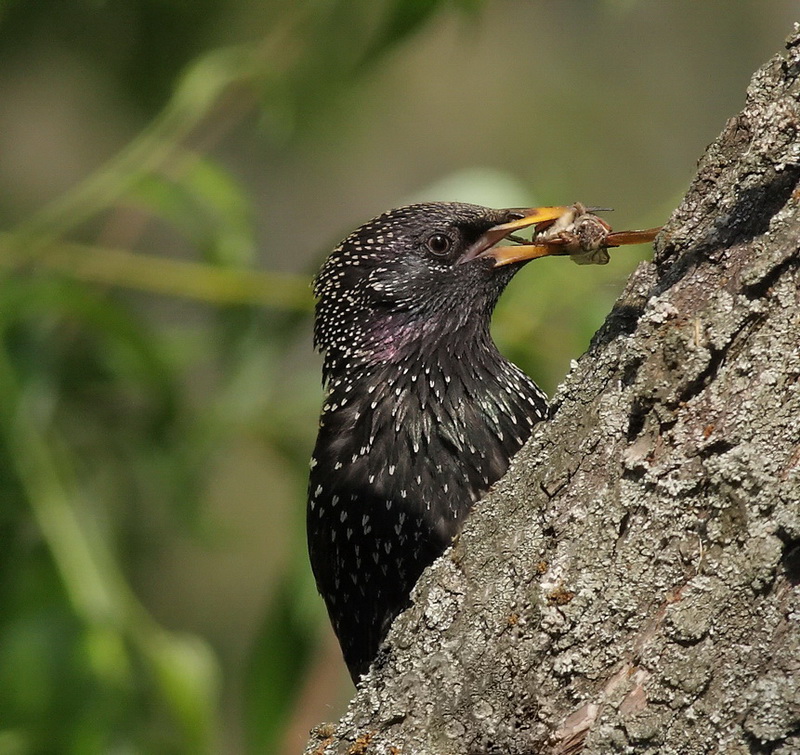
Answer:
[{"left": 314, "top": 354, "right": 538, "bottom": 526}]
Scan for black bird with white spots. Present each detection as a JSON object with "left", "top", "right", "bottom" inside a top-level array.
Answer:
[{"left": 308, "top": 202, "right": 553, "bottom": 683}]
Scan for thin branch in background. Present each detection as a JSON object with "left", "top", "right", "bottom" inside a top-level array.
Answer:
[{"left": 0, "top": 234, "right": 312, "bottom": 310}]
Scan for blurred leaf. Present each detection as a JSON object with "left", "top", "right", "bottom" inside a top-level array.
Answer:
[
  {"left": 0, "top": 276, "right": 175, "bottom": 393},
  {"left": 183, "top": 157, "right": 257, "bottom": 267},
  {"left": 143, "top": 629, "right": 220, "bottom": 753},
  {"left": 244, "top": 576, "right": 316, "bottom": 755},
  {"left": 0, "top": 319, "right": 222, "bottom": 751},
  {"left": 84, "top": 625, "right": 132, "bottom": 689},
  {"left": 12, "top": 45, "right": 265, "bottom": 247},
  {"left": 129, "top": 155, "right": 256, "bottom": 267}
]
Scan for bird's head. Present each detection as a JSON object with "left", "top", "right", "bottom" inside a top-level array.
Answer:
[{"left": 313, "top": 202, "right": 571, "bottom": 374}]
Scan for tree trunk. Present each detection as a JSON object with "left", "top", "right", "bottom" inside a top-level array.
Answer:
[{"left": 305, "top": 28, "right": 800, "bottom": 755}]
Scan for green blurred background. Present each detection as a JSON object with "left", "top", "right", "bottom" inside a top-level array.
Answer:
[{"left": 0, "top": 1, "right": 794, "bottom": 753}]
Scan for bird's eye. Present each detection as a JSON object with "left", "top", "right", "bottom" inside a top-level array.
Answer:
[{"left": 426, "top": 233, "right": 453, "bottom": 257}]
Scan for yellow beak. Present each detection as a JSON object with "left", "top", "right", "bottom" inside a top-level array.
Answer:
[
  {"left": 467, "top": 205, "right": 660, "bottom": 267},
  {"left": 461, "top": 207, "right": 572, "bottom": 265}
]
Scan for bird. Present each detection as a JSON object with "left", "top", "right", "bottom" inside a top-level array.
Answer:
[{"left": 307, "top": 201, "right": 655, "bottom": 683}]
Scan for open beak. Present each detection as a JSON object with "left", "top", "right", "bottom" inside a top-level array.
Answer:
[
  {"left": 462, "top": 205, "right": 661, "bottom": 268},
  {"left": 461, "top": 206, "right": 572, "bottom": 265}
]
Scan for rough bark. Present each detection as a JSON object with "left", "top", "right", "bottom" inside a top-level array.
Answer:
[{"left": 305, "top": 28, "right": 800, "bottom": 755}]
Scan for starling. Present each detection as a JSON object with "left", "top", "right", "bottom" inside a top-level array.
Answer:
[{"left": 307, "top": 202, "right": 653, "bottom": 682}]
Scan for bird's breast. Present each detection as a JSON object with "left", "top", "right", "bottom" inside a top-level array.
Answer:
[{"left": 311, "top": 356, "right": 545, "bottom": 535}]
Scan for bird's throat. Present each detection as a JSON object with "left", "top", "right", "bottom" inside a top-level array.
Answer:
[{"left": 359, "top": 307, "right": 497, "bottom": 369}]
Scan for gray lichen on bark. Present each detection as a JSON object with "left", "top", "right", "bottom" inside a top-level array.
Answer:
[{"left": 306, "top": 28, "right": 800, "bottom": 755}]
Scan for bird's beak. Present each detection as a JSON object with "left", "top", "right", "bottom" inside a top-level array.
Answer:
[
  {"left": 461, "top": 206, "right": 572, "bottom": 265},
  {"left": 464, "top": 205, "right": 660, "bottom": 267}
]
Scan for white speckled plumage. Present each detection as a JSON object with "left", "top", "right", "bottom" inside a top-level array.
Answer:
[{"left": 308, "top": 202, "right": 548, "bottom": 682}]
